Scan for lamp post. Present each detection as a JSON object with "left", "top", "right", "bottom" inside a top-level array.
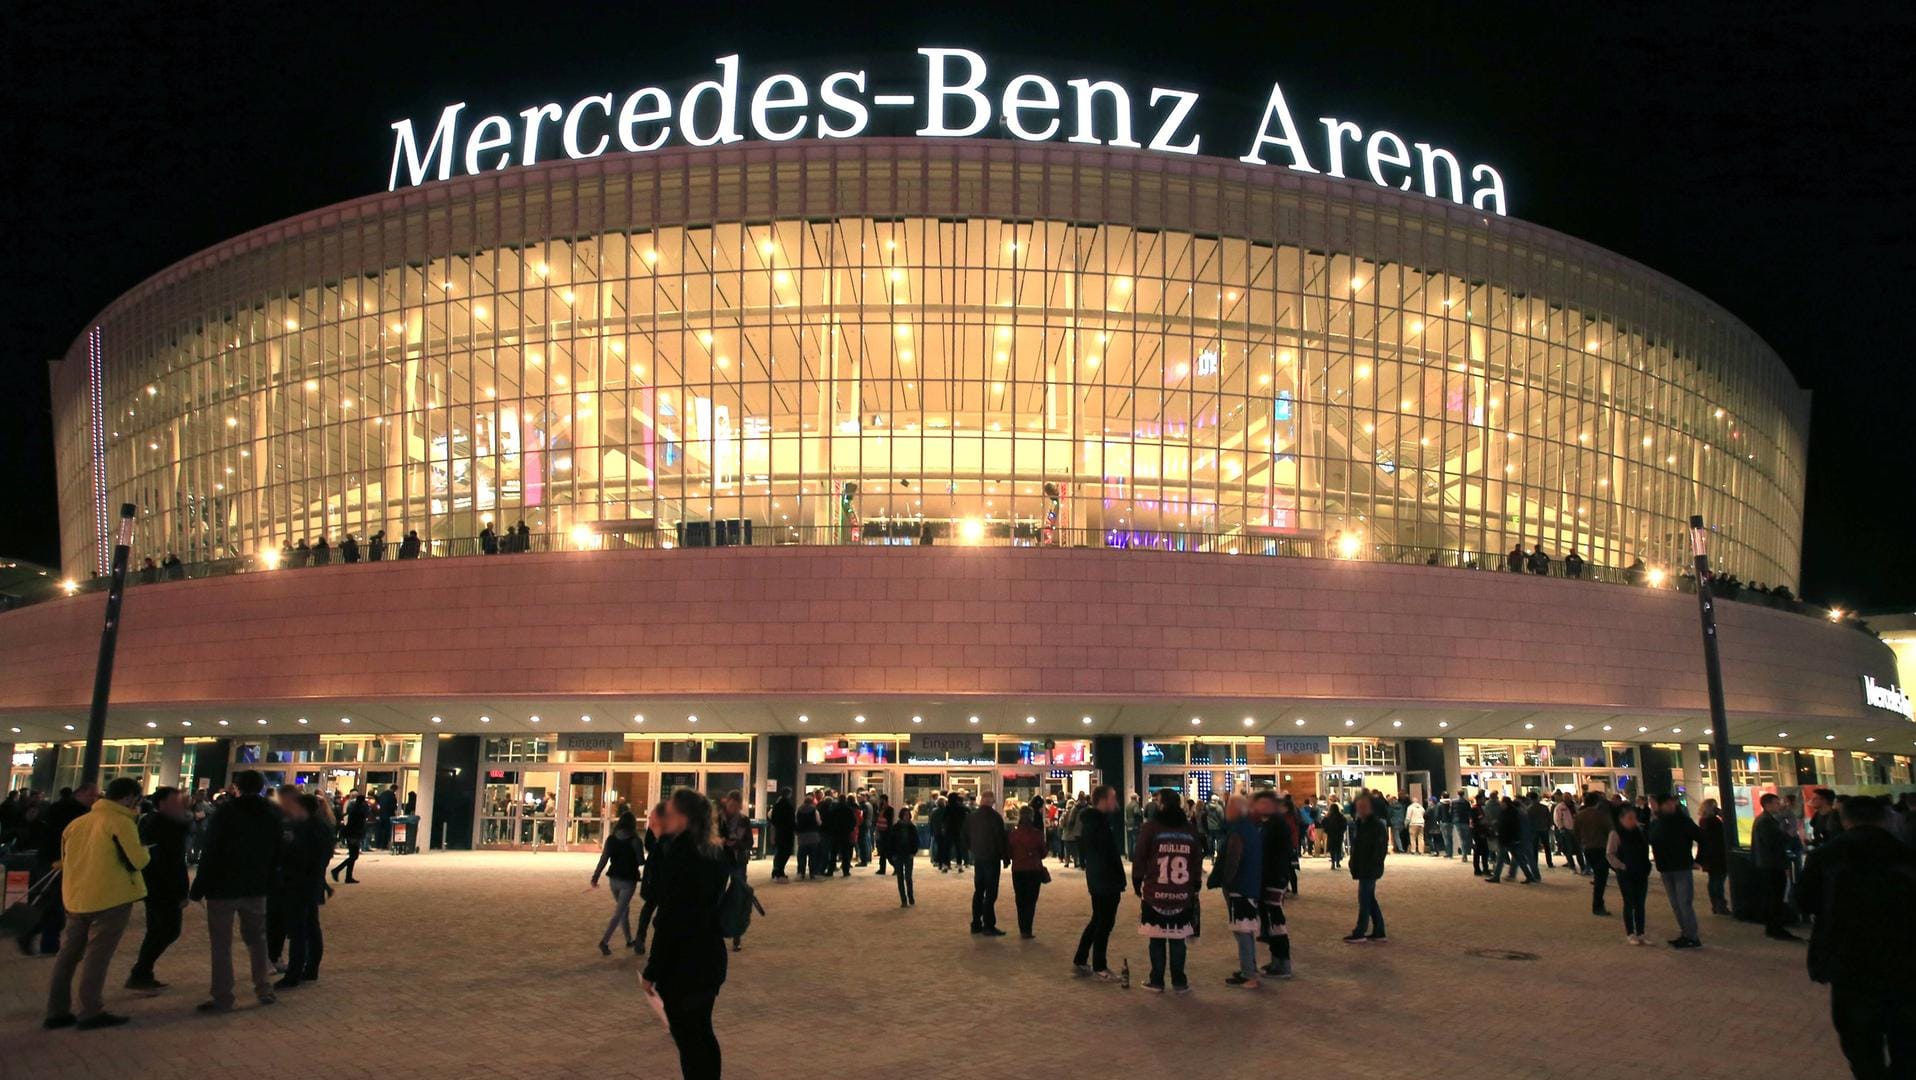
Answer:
[
  {"left": 80, "top": 503, "right": 136, "bottom": 788},
  {"left": 1689, "top": 514, "right": 1738, "bottom": 853}
]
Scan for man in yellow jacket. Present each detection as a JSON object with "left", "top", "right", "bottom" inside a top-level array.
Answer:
[{"left": 45, "top": 776, "right": 150, "bottom": 1031}]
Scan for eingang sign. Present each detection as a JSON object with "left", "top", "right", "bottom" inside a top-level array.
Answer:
[{"left": 389, "top": 49, "right": 1508, "bottom": 214}]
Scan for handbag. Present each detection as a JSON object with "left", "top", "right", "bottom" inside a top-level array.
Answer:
[{"left": 1038, "top": 866, "right": 1052, "bottom": 885}]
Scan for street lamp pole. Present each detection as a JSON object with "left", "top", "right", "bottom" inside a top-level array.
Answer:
[
  {"left": 80, "top": 503, "right": 136, "bottom": 788},
  {"left": 1689, "top": 514, "right": 1738, "bottom": 853}
]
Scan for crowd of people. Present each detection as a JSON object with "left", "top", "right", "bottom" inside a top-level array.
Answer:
[{"left": 0, "top": 773, "right": 408, "bottom": 1032}]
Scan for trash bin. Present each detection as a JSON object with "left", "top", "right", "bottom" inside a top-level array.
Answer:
[
  {"left": 2, "top": 850, "right": 36, "bottom": 907},
  {"left": 389, "top": 814, "right": 421, "bottom": 855}
]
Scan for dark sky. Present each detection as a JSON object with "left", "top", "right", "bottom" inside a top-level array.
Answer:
[{"left": 4, "top": 2, "right": 1913, "bottom": 607}]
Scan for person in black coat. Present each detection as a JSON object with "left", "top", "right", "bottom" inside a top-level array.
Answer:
[
  {"left": 126, "top": 787, "right": 190, "bottom": 989},
  {"left": 824, "top": 794, "right": 855, "bottom": 877},
  {"left": 330, "top": 790, "right": 367, "bottom": 884},
  {"left": 1344, "top": 794, "right": 1389, "bottom": 942},
  {"left": 189, "top": 770, "right": 282, "bottom": 1011},
  {"left": 374, "top": 787, "right": 399, "bottom": 849},
  {"left": 1071, "top": 786, "right": 1127, "bottom": 977},
  {"left": 641, "top": 789, "right": 730, "bottom": 1080},
  {"left": 767, "top": 791, "right": 795, "bottom": 881},
  {"left": 634, "top": 803, "right": 667, "bottom": 954},
  {"left": 886, "top": 804, "right": 920, "bottom": 906},
  {"left": 1796, "top": 795, "right": 1916, "bottom": 1078},
  {"left": 1696, "top": 799, "right": 1730, "bottom": 915}
]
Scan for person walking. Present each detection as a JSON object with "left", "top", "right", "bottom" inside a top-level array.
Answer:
[
  {"left": 1605, "top": 804, "right": 1653, "bottom": 945},
  {"left": 633, "top": 803, "right": 667, "bottom": 954},
  {"left": 1008, "top": 806, "right": 1048, "bottom": 939},
  {"left": 1752, "top": 793, "right": 1799, "bottom": 940},
  {"left": 125, "top": 785, "right": 190, "bottom": 992},
  {"left": 43, "top": 777, "right": 149, "bottom": 1030},
  {"left": 1405, "top": 797, "right": 1426, "bottom": 855},
  {"left": 1321, "top": 802, "right": 1347, "bottom": 871},
  {"left": 641, "top": 789, "right": 731, "bottom": 1080},
  {"left": 1797, "top": 795, "right": 1916, "bottom": 1079},
  {"left": 825, "top": 791, "right": 855, "bottom": 878},
  {"left": 1343, "top": 793, "right": 1389, "bottom": 943},
  {"left": 189, "top": 769, "right": 281, "bottom": 1012},
  {"left": 590, "top": 810, "right": 645, "bottom": 955},
  {"left": 1132, "top": 789, "right": 1202, "bottom": 993},
  {"left": 374, "top": 785, "right": 398, "bottom": 850},
  {"left": 964, "top": 791, "right": 1009, "bottom": 936},
  {"left": 1649, "top": 794, "right": 1703, "bottom": 948},
  {"left": 945, "top": 791, "right": 971, "bottom": 872},
  {"left": 793, "top": 793, "right": 821, "bottom": 881},
  {"left": 1214, "top": 795, "right": 1265, "bottom": 988},
  {"left": 886, "top": 803, "right": 919, "bottom": 906},
  {"left": 1072, "top": 785, "right": 1125, "bottom": 980},
  {"left": 1575, "top": 791, "right": 1616, "bottom": 915},
  {"left": 719, "top": 791, "right": 753, "bottom": 952},
  {"left": 1123, "top": 793, "right": 1144, "bottom": 856},
  {"left": 1696, "top": 798, "right": 1730, "bottom": 915},
  {"left": 1253, "top": 789, "right": 1296, "bottom": 979},
  {"left": 329, "top": 788, "right": 366, "bottom": 884},
  {"left": 872, "top": 793, "right": 894, "bottom": 875}
]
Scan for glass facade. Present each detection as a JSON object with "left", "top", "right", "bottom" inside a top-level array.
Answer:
[{"left": 59, "top": 142, "right": 1806, "bottom": 586}]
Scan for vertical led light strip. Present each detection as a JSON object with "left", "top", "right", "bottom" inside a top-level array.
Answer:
[{"left": 87, "top": 325, "right": 109, "bottom": 575}]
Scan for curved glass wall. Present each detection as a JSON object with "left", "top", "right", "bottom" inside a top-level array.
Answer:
[{"left": 62, "top": 147, "right": 1805, "bottom": 585}]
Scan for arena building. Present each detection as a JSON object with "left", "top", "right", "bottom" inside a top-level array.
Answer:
[{"left": 3, "top": 58, "right": 1908, "bottom": 848}]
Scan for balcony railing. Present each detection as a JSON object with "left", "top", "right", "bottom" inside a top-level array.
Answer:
[{"left": 3, "top": 524, "right": 1868, "bottom": 636}]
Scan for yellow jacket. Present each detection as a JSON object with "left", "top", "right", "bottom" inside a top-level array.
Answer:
[{"left": 60, "top": 799, "right": 150, "bottom": 914}]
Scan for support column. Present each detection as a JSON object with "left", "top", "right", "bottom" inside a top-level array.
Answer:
[
  {"left": 158, "top": 736, "right": 185, "bottom": 790},
  {"left": 0, "top": 742, "right": 14, "bottom": 792},
  {"left": 414, "top": 733, "right": 439, "bottom": 852},
  {"left": 1833, "top": 750, "right": 1856, "bottom": 788},
  {"left": 1679, "top": 741, "right": 1704, "bottom": 807},
  {"left": 1443, "top": 737, "right": 1465, "bottom": 792},
  {"left": 1121, "top": 736, "right": 1138, "bottom": 798},
  {"left": 752, "top": 735, "right": 772, "bottom": 811}
]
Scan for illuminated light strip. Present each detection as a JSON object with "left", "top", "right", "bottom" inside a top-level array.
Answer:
[{"left": 87, "top": 326, "right": 109, "bottom": 575}]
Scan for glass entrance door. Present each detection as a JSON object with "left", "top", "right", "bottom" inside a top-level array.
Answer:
[
  {"left": 480, "top": 769, "right": 521, "bottom": 847},
  {"left": 519, "top": 770, "right": 559, "bottom": 849},
  {"left": 1001, "top": 771, "right": 1043, "bottom": 817},
  {"left": 610, "top": 770, "right": 654, "bottom": 821},
  {"left": 946, "top": 771, "right": 993, "bottom": 804},
  {"left": 802, "top": 769, "right": 847, "bottom": 798},
  {"left": 567, "top": 771, "right": 609, "bottom": 849}
]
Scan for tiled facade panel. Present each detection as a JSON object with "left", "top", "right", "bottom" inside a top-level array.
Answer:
[{"left": 0, "top": 548, "right": 1891, "bottom": 723}]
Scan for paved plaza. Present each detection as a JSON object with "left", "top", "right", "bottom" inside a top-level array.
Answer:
[{"left": 3, "top": 848, "right": 1838, "bottom": 1078}]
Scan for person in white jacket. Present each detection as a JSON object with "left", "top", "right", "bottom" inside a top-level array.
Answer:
[
  {"left": 1551, "top": 793, "right": 1584, "bottom": 873},
  {"left": 1405, "top": 800, "right": 1427, "bottom": 855}
]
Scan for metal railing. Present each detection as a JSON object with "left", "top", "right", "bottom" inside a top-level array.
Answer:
[{"left": 8, "top": 523, "right": 1869, "bottom": 636}]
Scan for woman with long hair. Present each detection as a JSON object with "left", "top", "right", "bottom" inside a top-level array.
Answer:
[
  {"left": 591, "top": 810, "right": 645, "bottom": 955},
  {"left": 642, "top": 788, "right": 730, "bottom": 1080}
]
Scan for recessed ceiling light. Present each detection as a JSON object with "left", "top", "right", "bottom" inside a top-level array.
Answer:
[
  {"left": 1344, "top": 719, "right": 1355, "bottom": 727},
  {"left": 1637, "top": 726, "right": 1649, "bottom": 733},
  {"left": 1189, "top": 717, "right": 1201, "bottom": 726},
  {"left": 1602, "top": 724, "right": 1612, "bottom": 732},
  {"left": 1824, "top": 734, "right": 1836, "bottom": 741},
  {"left": 968, "top": 716, "right": 980, "bottom": 724},
  {"left": 529, "top": 715, "right": 541, "bottom": 724},
  {"left": 63, "top": 724, "right": 75, "bottom": 731},
  {"left": 581, "top": 715, "right": 592, "bottom": 723},
  {"left": 1563, "top": 724, "right": 1575, "bottom": 731},
  {"left": 1294, "top": 718, "right": 1306, "bottom": 727},
  {"left": 795, "top": 714, "right": 807, "bottom": 724},
  {"left": 146, "top": 721, "right": 158, "bottom": 729},
  {"left": 854, "top": 715, "right": 866, "bottom": 724},
  {"left": 339, "top": 717, "right": 351, "bottom": 724},
  {"left": 1391, "top": 720, "right": 1402, "bottom": 728},
  {"left": 1026, "top": 716, "right": 1037, "bottom": 725},
  {"left": 430, "top": 716, "right": 443, "bottom": 724},
  {"left": 1866, "top": 736, "right": 1876, "bottom": 743},
  {"left": 256, "top": 719, "right": 267, "bottom": 726},
  {"left": 181, "top": 720, "right": 193, "bottom": 727},
  {"left": 297, "top": 718, "right": 308, "bottom": 725},
  {"left": 688, "top": 715, "right": 699, "bottom": 724},
  {"left": 1244, "top": 718, "right": 1256, "bottom": 728},
  {"left": 911, "top": 715, "right": 923, "bottom": 724},
  {"left": 1084, "top": 716, "right": 1095, "bottom": 726},
  {"left": 1438, "top": 721, "right": 1449, "bottom": 729},
  {"left": 1777, "top": 732, "right": 1788, "bottom": 738},
  {"left": 8, "top": 726, "right": 19, "bottom": 734},
  {"left": 217, "top": 719, "right": 230, "bottom": 726},
  {"left": 1523, "top": 722, "right": 1535, "bottom": 730},
  {"left": 480, "top": 716, "right": 491, "bottom": 724}
]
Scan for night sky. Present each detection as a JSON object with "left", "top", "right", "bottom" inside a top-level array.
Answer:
[{"left": 5, "top": 2, "right": 1913, "bottom": 607}]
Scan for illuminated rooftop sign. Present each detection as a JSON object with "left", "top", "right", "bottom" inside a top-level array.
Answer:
[{"left": 388, "top": 49, "right": 1507, "bottom": 214}]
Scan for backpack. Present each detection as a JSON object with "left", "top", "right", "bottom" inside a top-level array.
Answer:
[{"left": 718, "top": 875, "right": 765, "bottom": 939}]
